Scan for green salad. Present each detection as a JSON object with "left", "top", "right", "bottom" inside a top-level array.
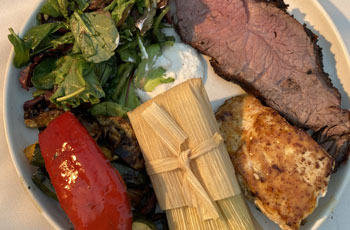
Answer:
[{"left": 9, "top": 0, "right": 174, "bottom": 115}]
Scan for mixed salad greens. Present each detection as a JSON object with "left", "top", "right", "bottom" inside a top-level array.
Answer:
[
  {"left": 9, "top": 0, "right": 174, "bottom": 115},
  {"left": 9, "top": 0, "right": 175, "bottom": 229}
]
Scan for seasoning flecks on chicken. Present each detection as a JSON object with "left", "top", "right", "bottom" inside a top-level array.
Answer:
[{"left": 216, "top": 95, "right": 333, "bottom": 230}]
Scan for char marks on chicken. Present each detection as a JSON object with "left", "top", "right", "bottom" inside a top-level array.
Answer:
[
  {"left": 170, "top": 0, "right": 350, "bottom": 168},
  {"left": 216, "top": 95, "right": 333, "bottom": 230}
]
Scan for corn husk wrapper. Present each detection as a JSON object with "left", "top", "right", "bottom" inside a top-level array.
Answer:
[{"left": 128, "top": 79, "right": 257, "bottom": 229}]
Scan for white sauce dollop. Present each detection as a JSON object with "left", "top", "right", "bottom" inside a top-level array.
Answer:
[{"left": 135, "top": 27, "right": 245, "bottom": 112}]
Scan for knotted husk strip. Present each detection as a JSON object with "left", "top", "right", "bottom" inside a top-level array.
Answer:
[{"left": 128, "top": 79, "right": 257, "bottom": 229}]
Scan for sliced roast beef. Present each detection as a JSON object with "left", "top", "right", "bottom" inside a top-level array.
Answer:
[{"left": 170, "top": 0, "right": 350, "bottom": 168}]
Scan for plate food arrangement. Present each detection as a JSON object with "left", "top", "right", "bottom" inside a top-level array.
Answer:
[{"left": 3, "top": 0, "right": 350, "bottom": 230}]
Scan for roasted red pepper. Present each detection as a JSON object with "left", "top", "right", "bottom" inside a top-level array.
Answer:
[{"left": 39, "top": 112, "right": 132, "bottom": 230}]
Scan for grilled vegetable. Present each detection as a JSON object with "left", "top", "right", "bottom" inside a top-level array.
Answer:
[
  {"left": 111, "top": 162, "right": 148, "bottom": 188},
  {"left": 39, "top": 112, "right": 132, "bottom": 230},
  {"left": 24, "top": 143, "right": 45, "bottom": 167},
  {"left": 32, "top": 168, "right": 58, "bottom": 201},
  {"left": 100, "top": 145, "right": 118, "bottom": 161},
  {"left": 77, "top": 113, "right": 102, "bottom": 140},
  {"left": 132, "top": 219, "right": 156, "bottom": 230},
  {"left": 24, "top": 110, "right": 64, "bottom": 128},
  {"left": 97, "top": 116, "right": 144, "bottom": 169},
  {"left": 127, "top": 188, "right": 146, "bottom": 208}
]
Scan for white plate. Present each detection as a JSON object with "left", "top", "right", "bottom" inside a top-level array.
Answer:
[{"left": 3, "top": 0, "right": 350, "bottom": 229}]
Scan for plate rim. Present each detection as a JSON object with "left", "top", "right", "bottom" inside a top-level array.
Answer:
[
  {"left": 2, "top": 1, "right": 68, "bottom": 229},
  {"left": 308, "top": 0, "right": 350, "bottom": 223},
  {"left": 2, "top": 0, "right": 350, "bottom": 229}
]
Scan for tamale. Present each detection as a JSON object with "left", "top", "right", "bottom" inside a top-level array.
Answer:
[{"left": 128, "top": 79, "right": 257, "bottom": 230}]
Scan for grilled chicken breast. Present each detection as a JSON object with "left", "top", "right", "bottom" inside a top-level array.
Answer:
[{"left": 216, "top": 95, "right": 333, "bottom": 230}]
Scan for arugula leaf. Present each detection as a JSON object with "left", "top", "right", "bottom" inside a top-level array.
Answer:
[
  {"left": 8, "top": 28, "right": 30, "bottom": 67},
  {"left": 57, "top": 0, "right": 71, "bottom": 19},
  {"left": 118, "top": 79, "right": 140, "bottom": 109},
  {"left": 118, "top": 15, "right": 136, "bottom": 40},
  {"left": 118, "top": 47, "right": 139, "bottom": 63},
  {"left": 117, "top": 39, "right": 139, "bottom": 63},
  {"left": 83, "top": 64, "right": 106, "bottom": 102},
  {"left": 70, "top": 11, "right": 119, "bottom": 63},
  {"left": 50, "top": 32, "right": 75, "bottom": 49},
  {"left": 40, "top": 0, "right": 72, "bottom": 18},
  {"left": 90, "top": 101, "right": 129, "bottom": 117},
  {"left": 134, "top": 43, "right": 173, "bottom": 92},
  {"left": 73, "top": 0, "right": 90, "bottom": 11},
  {"left": 40, "top": 0, "right": 63, "bottom": 18},
  {"left": 72, "top": 42, "right": 81, "bottom": 54},
  {"left": 93, "top": 57, "right": 118, "bottom": 86},
  {"left": 50, "top": 55, "right": 105, "bottom": 109},
  {"left": 136, "top": 32, "right": 148, "bottom": 59},
  {"left": 104, "top": 62, "right": 139, "bottom": 110},
  {"left": 23, "top": 22, "right": 67, "bottom": 54},
  {"left": 153, "top": 6, "right": 169, "bottom": 42},
  {"left": 105, "top": 0, "right": 135, "bottom": 27},
  {"left": 135, "top": 0, "right": 157, "bottom": 35},
  {"left": 53, "top": 56, "right": 74, "bottom": 84},
  {"left": 142, "top": 69, "right": 173, "bottom": 91},
  {"left": 135, "top": 0, "right": 146, "bottom": 14},
  {"left": 31, "top": 57, "right": 58, "bottom": 90},
  {"left": 106, "top": 62, "right": 134, "bottom": 102}
]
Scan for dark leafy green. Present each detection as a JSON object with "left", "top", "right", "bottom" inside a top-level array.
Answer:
[
  {"left": 70, "top": 11, "right": 119, "bottom": 63},
  {"left": 118, "top": 79, "right": 140, "bottom": 109},
  {"left": 50, "top": 55, "right": 105, "bottom": 109},
  {"left": 40, "top": 0, "right": 73, "bottom": 18},
  {"left": 40, "top": 0, "right": 63, "bottom": 18},
  {"left": 50, "top": 31, "right": 75, "bottom": 49},
  {"left": 118, "top": 16, "right": 137, "bottom": 42},
  {"left": 57, "top": 0, "right": 72, "bottom": 19},
  {"left": 90, "top": 101, "right": 129, "bottom": 117},
  {"left": 31, "top": 57, "right": 58, "bottom": 89},
  {"left": 117, "top": 28, "right": 139, "bottom": 63},
  {"left": 23, "top": 22, "right": 68, "bottom": 55},
  {"left": 118, "top": 46, "right": 139, "bottom": 63},
  {"left": 106, "top": 62, "right": 135, "bottom": 102},
  {"left": 8, "top": 28, "right": 30, "bottom": 67},
  {"left": 73, "top": 0, "right": 90, "bottom": 11},
  {"left": 152, "top": 6, "right": 169, "bottom": 42},
  {"left": 93, "top": 57, "right": 118, "bottom": 86},
  {"left": 135, "top": 0, "right": 157, "bottom": 35},
  {"left": 105, "top": 0, "right": 135, "bottom": 27}
]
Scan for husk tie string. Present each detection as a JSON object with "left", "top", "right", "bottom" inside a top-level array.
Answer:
[{"left": 142, "top": 102, "right": 224, "bottom": 220}]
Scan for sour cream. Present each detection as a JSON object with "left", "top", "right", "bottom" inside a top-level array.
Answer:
[
  {"left": 135, "top": 42, "right": 205, "bottom": 102},
  {"left": 135, "top": 28, "right": 245, "bottom": 112}
]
